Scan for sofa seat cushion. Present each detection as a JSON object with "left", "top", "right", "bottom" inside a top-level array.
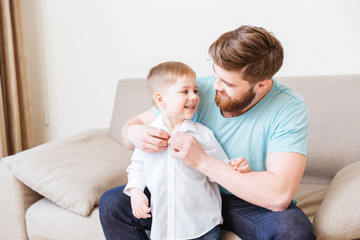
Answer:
[
  {"left": 295, "top": 184, "right": 329, "bottom": 222},
  {"left": 27, "top": 198, "right": 241, "bottom": 240},
  {"left": 26, "top": 198, "right": 105, "bottom": 240},
  {"left": 222, "top": 230, "right": 241, "bottom": 240}
]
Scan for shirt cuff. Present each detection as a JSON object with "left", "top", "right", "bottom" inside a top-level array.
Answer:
[{"left": 123, "top": 178, "right": 146, "bottom": 196}]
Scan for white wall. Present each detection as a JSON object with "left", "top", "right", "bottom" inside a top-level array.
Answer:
[{"left": 22, "top": 0, "right": 360, "bottom": 145}]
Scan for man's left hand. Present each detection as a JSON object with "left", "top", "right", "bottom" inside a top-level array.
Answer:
[{"left": 169, "top": 132, "right": 207, "bottom": 169}]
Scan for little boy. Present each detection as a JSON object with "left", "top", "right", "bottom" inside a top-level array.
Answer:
[{"left": 123, "top": 61, "right": 249, "bottom": 240}]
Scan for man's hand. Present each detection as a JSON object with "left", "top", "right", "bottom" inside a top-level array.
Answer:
[
  {"left": 129, "top": 188, "right": 151, "bottom": 219},
  {"left": 121, "top": 108, "right": 170, "bottom": 153},
  {"left": 229, "top": 157, "right": 250, "bottom": 173},
  {"left": 170, "top": 132, "right": 208, "bottom": 169},
  {"left": 127, "top": 124, "right": 170, "bottom": 153}
]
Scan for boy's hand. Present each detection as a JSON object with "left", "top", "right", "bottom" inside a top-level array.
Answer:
[
  {"left": 129, "top": 188, "right": 151, "bottom": 219},
  {"left": 229, "top": 157, "right": 250, "bottom": 173}
]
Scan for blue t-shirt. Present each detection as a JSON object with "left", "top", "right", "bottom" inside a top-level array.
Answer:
[
  {"left": 155, "top": 75, "right": 310, "bottom": 195},
  {"left": 193, "top": 76, "right": 309, "bottom": 194}
]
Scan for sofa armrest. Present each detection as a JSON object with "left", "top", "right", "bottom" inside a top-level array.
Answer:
[{"left": 0, "top": 161, "right": 42, "bottom": 240}]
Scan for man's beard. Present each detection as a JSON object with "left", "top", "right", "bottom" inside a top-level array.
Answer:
[{"left": 215, "top": 87, "right": 256, "bottom": 112}]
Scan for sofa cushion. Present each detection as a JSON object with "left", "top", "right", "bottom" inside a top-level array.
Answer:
[
  {"left": 109, "top": 78, "right": 152, "bottom": 143},
  {"left": 26, "top": 198, "right": 105, "bottom": 240},
  {"left": 2, "top": 129, "right": 132, "bottom": 216},
  {"left": 294, "top": 184, "right": 329, "bottom": 222},
  {"left": 313, "top": 161, "right": 360, "bottom": 240}
]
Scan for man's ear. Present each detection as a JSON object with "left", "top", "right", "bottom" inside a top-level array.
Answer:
[
  {"left": 254, "top": 79, "right": 271, "bottom": 93},
  {"left": 155, "top": 92, "right": 166, "bottom": 108}
]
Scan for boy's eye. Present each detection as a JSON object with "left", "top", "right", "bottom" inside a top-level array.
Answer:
[
  {"left": 182, "top": 90, "right": 188, "bottom": 94},
  {"left": 194, "top": 90, "right": 198, "bottom": 94}
]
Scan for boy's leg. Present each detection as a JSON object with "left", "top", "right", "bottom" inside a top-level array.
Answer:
[
  {"left": 99, "top": 185, "right": 152, "bottom": 240},
  {"left": 221, "top": 194, "right": 316, "bottom": 240},
  {"left": 192, "top": 224, "right": 222, "bottom": 240}
]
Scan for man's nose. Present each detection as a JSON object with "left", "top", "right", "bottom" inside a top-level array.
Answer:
[{"left": 213, "top": 78, "right": 223, "bottom": 91}]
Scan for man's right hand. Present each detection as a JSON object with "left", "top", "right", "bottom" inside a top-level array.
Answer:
[{"left": 127, "top": 124, "right": 170, "bottom": 153}]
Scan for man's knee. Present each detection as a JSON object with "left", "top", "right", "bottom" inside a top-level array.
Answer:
[
  {"left": 271, "top": 207, "right": 316, "bottom": 240},
  {"left": 99, "top": 185, "right": 129, "bottom": 223}
]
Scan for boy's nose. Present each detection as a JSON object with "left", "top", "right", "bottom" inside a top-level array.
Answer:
[{"left": 189, "top": 92, "right": 198, "bottom": 100}]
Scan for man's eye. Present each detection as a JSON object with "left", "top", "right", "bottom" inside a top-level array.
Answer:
[{"left": 223, "top": 81, "right": 231, "bottom": 87}]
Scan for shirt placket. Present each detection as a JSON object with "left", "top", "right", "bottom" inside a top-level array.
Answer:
[{"left": 167, "top": 147, "right": 176, "bottom": 239}]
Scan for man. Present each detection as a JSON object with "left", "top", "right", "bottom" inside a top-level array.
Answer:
[{"left": 99, "top": 25, "right": 316, "bottom": 240}]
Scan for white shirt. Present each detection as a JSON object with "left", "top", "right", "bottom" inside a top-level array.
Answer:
[{"left": 124, "top": 115, "right": 229, "bottom": 240}]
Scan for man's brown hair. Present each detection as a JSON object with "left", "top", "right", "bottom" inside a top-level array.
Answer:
[{"left": 208, "top": 25, "right": 284, "bottom": 84}]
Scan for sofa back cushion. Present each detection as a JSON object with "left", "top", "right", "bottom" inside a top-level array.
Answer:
[
  {"left": 110, "top": 75, "right": 360, "bottom": 185},
  {"left": 277, "top": 75, "right": 360, "bottom": 184},
  {"left": 109, "top": 78, "right": 152, "bottom": 143}
]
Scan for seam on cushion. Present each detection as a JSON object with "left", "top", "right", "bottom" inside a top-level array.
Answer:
[{"left": 319, "top": 225, "right": 360, "bottom": 240}]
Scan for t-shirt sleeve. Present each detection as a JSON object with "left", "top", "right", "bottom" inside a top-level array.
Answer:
[
  {"left": 268, "top": 100, "right": 310, "bottom": 156},
  {"left": 202, "top": 127, "right": 229, "bottom": 163},
  {"left": 201, "top": 128, "right": 229, "bottom": 182}
]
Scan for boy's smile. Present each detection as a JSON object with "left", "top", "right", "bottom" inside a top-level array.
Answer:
[{"left": 157, "top": 75, "right": 199, "bottom": 132}]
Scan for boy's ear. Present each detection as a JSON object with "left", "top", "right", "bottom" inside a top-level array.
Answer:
[{"left": 155, "top": 92, "right": 166, "bottom": 108}]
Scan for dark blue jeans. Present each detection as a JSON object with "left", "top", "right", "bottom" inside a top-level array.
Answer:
[{"left": 99, "top": 185, "right": 316, "bottom": 240}]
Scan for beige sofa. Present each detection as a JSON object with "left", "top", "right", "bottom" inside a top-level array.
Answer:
[{"left": 1, "top": 75, "right": 360, "bottom": 240}]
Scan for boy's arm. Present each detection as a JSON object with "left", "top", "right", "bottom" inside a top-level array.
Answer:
[
  {"left": 124, "top": 152, "right": 151, "bottom": 219},
  {"left": 123, "top": 154, "right": 146, "bottom": 196},
  {"left": 121, "top": 108, "right": 170, "bottom": 152}
]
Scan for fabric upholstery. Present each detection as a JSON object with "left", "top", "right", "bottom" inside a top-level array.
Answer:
[
  {"left": 312, "top": 161, "right": 360, "bottom": 240},
  {"left": 2, "top": 129, "right": 132, "bottom": 216},
  {"left": 109, "top": 78, "right": 152, "bottom": 143},
  {"left": 26, "top": 198, "right": 105, "bottom": 240},
  {"left": 294, "top": 184, "right": 329, "bottom": 222},
  {"left": 277, "top": 75, "right": 360, "bottom": 184},
  {"left": 0, "top": 162, "right": 42, "bottom": 239}
]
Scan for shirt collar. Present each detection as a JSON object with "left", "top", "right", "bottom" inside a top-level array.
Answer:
[{"left": 151, "top": 114, "right": 199, "bottom": 135}]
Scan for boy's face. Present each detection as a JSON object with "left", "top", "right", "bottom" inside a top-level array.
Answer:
[{"left": 160, "top": 75, "right": 199, "bottom": 121}]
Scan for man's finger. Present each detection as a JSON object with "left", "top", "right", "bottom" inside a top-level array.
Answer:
[
  {"left": 171, "top": 151, "right": 183, "bottom": 159},
  {"left": 146, "top": 135, "right": 168, "bottom": 147},
  {"left": 141, "top": 143, "right": 167, "bottom": 153},
  {"left": 170, "top": 140, "right": 184, "bottom": 152},
  {"left": 147, "top": 128, "right": 170, "bottom": 140}
]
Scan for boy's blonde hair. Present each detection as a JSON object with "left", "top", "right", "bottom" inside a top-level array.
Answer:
[{"left": 147, "top": 61, "right": 196, "bottom": 105}]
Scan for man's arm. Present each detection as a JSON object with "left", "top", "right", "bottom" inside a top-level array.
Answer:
[
  {"left": 170, "top": 133, "right": 305, "bottom": 211},
  {"left": 121, "top": 108, "right": 170, "bottom": 152}
]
